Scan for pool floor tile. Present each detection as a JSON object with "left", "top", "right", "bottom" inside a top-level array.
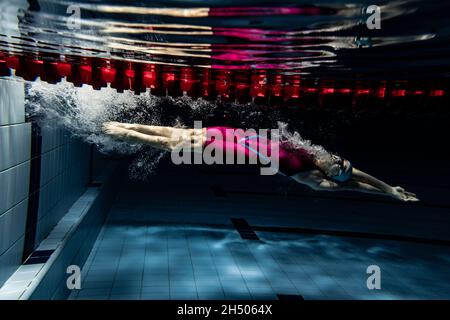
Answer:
[{"left": 73, "top": 220, "right": 450, "bottom": 300}]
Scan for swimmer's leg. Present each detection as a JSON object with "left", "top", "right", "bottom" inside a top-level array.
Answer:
[
  {"left": 102, "top": 124, "right": 175, "bottom": 151},
  {"left": 105, "top": 122, "right": 190, "bottom": 138},
  {"left": 102, "top": 123, "right": 204, "bottom": 151},
  {"left": 104, "top": 122, "right": 206, "bottom": 148}
]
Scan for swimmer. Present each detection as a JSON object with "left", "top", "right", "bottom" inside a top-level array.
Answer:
[{"left": 102, "top": 122, "right": 419, "bottom": 202}]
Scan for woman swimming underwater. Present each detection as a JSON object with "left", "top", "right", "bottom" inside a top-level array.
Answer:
[{"left": 102, "top": 122, "right": 418, "bottom": 202}]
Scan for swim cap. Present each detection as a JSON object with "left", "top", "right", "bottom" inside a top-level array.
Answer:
[{"left": 332, "top": 161, "right": 353, "bottom": 182}]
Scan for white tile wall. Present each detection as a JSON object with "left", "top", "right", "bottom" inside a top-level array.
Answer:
[
  {"left": 0, "top": 79, "right": 25, "bottom": 126},
  {"left": 40, "top": 124, "right": 68, "bottom": 155},
  {"left": 0, "top": 161, "right": 30, "bottom": 215},
  {"left": 0, "top": 123, "right": 31, "bottom": 172},
  {"left": 1, "top": 79, "right": 90, "bottom": 288},
  {"left": 0, "top": 200, "right": 28, "bottom": 256},
  {"left": 0, "top": 78, "right": 29, "bottom": 287},
  {"left": 34, "top": 133, "right": 90, "bottom": 245},
  {"left": 0, "top": 0, "right": 91, "bottom": 292}
]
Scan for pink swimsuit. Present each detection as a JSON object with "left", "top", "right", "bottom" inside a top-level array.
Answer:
[{"left": 205, "top": 127, "right": 315, "bottom": 176}]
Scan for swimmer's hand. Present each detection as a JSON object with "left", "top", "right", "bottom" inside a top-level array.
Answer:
[{"left": 391, "top": 186, "right": 419, "bottom": 202}]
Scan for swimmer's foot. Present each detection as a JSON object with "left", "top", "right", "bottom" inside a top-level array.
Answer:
[
  {"left": 102, "top": 122, "right": 131, "bottom": 139},
  {"left": 103, "top": 121, "right": 134, "bottom": 130},
  {"left": 391, "top": 186, "right": 419, "bottom": 202}
]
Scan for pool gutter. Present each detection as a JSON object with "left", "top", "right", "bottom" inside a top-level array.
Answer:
[{"left": 0, "top": 162, "right": 120, "bottom": 300}]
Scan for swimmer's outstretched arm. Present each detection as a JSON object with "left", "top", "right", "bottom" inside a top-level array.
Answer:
[
  {"left": 318, "top": 179, "right": 394, "bottom": 196},
  {"left": 349, "top": 167, "right": 418, "bottom": 201},
  {"left": 292, "top": 170, "right": 387, "bottom": 195},
  {"left": 350, "top": 168, "right": 393, "bottom": 195},
  {"left": 291, "top": 169, "right": 418, "bottom": 202}
]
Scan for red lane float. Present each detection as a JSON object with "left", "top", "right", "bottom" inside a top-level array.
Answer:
[{"left": 0, "top": 51, "right": 447, "bottom": 108}]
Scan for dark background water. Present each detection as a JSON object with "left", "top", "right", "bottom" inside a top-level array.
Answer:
[{"left": 2, "top": 0, "right": 450, "bottom": 205}]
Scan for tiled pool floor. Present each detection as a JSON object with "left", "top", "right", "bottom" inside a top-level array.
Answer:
[
  {"left": 68, "top": 213, "right": 450, "bottom": 300},
  {"left": 68, "top": 162, "right": 450, "bottom": 300}
]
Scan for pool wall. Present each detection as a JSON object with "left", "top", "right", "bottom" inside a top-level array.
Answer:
[
  {"left": 0, "top": 78, "right": 91, "bottom": 288},
  {"left": 28, "top": 162, "right": 120, "bottom": 300},
  {"left": 0, "top": 79, "right": 30, "bottom": 287}
]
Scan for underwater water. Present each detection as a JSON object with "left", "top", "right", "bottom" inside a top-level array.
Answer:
[
  {"left": 24, "top": 79, "right": 332, "bottom": 179},
  {"left": 1, "top": 0, "right": 450, "bottom": 303},
  {"left": 0, "top": 0, "right": 448, "bottom": 182},
  {"left": 0, "top": 0, "right": 447, "bottom": 178}
]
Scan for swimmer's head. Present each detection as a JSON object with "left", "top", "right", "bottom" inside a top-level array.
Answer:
[
  {"left": 332, "top": 158, "right": 353, "bottom": 182},
  {"left": 314, "top": 154, "right": 353, "bottom": 182}
]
